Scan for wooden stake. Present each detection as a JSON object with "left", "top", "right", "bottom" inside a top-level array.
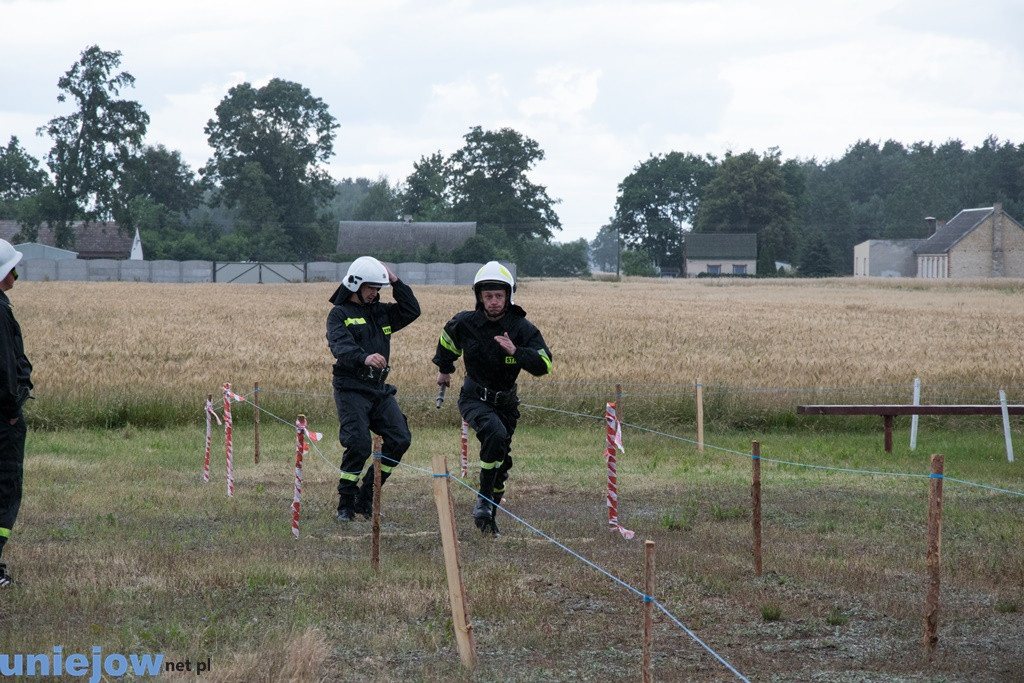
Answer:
[
  {"left": 923, "top": 453, "right": 944, "bottom": 655},
  {"left": 253, "top": 382, "right": 261, "bottom": 464},
  {"left": 695, "top": 379, "right": 704, "bottom": 452},
  {"left": 643, "top": 539, "right": 655, "bottom": 683},
  {"left": 371, "top": 435, "right": 382, "bottom": 571},
  {"left": 751, "top": 440, "right": 763, "bottom": 577},
  {"left": 431, "top": 455, "right": 477, "bottom": 669}
]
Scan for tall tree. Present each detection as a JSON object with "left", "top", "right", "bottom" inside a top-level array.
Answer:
[
  {"left": 692, "top": 149, "right": 799, "bottom": 260},
  {"left": 37, "top": 45, "right": 149, "bottom": 248},
  {"left": 589, "top": 223, "right": 620, "bottom": 272},
  {"left": 401, "top": 152, "right": 452, "bottom": 221},
  {"left": 121, "top": 145, "right": 204, "bottom": 214},
  {"left": 0, "top": 136, "right": 48, "bottom": 203},
  {"left": 612, "top": 151, "right": 715, "bottom": 267},
  {"left": 0, "top": 137, "right": 52, "bottom": 234},
  {"left": 446, "top": 126, "right": 561, "bottom": 241},
  {"left": 203, "top": 78, "right": 338, "bottom": 258},
  {"left": 353, "top": 177, "right": 401, "bottom": 221}
]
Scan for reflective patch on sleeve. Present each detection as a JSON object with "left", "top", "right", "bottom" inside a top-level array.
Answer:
[
  {"left": 382, "top": 325, "right": 392, "bottom": 335},
  {"left": 538, "top": 349, "right": 552, "bottom": 373},
  {"left": 505, "top": 356, "right": 517, "bottom": 365},
  {"left": 439, "top": 330, "right": 463, "bottom": 356}
]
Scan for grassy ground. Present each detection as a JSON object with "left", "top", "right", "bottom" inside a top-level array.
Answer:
[{"left": 1, "top": 418, "right": 1021, "bottom": 682}]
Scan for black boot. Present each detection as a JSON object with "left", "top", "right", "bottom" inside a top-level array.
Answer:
[
  {"left": 336, "top": 486, "right": 357, "bottom": 522},
  {"left": 354, "top": 478, "right": 374, "bottom": 520},
  {"left": 473, "top": 469, "right": 499, "bottom": 537}
]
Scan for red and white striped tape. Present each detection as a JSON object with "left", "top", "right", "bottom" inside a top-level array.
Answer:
[
  {"left": 223, "top": 383, "right": 234, "bottom": 498},
  {"left": 292, "top": 416, "right": 306, "bottom": 539},
  {"left": 202, "top": 397, "right": 221, "bottom": 483},
  {"left": 605, "top": 402, "right": 634, "bottom": 539},
  {"left": 460, "top": 419, "right": 469, "bottom": 477}
]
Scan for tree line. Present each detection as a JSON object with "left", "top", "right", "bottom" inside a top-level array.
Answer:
[
  {"left": 3, "top": 45, "right": 1023, "bottom": 278},
  {"left": 596, "top": 138, "right": 1024, "bottom": 276}
]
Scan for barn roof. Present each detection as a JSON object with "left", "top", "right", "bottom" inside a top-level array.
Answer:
[
  {"left": 337, "top": 221, "right": 475, "bottom": 255},
  {"left": 685, "top": 233, "right": 757, "bottom": 259},
  {"left": 0, "top": 220, "right": 132, "bottom": 259}
]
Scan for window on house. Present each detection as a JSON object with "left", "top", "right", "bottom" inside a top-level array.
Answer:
[
  {"left": 732, "top": 264, "right": 747, "bottom": 275},
  {"left": 707, "top": 264, "right": 721, "bottom": 274}
]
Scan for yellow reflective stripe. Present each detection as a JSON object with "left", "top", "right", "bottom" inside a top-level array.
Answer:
[
  {"left": 344, "top": 317, "right": 366, "bottom": 326},
  {"left": 0, "top": 528, "right": 9, "bottom": 538},
  {"left": 439, "top": 330, "right": 462, "bottom": 356},
  {"left": 480, "top": 461, "right": 497, "bottom": 470},
  {"left": 339, "top": 471, "right": 360, "bottom": 482},
  {"left": 380, "top": 464, "right": 395, "bottom": 474},
  {"left": 538, "top": 349, "right": 552, "bottom": 373}
]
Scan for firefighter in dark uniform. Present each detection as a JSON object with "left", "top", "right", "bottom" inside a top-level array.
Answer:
[
  {"left": 327, "top": 256, "right": 420, "bottom": 521},
  {"left": 433, "top": 261, "right": 552, "bottom": 536},
  {"left": 0, "top": 239, "right": 32, "bottom": 587}
]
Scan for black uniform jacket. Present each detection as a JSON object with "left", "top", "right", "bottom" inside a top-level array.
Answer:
[
  {"left": 326, "top": 279, "right": 420, "bottom": 389},
  {"left": 0, "top": 291, "right": 32, "bottom": 420},
  {"left": 432, "top": 304, "right": 552, "bottom": 392}
]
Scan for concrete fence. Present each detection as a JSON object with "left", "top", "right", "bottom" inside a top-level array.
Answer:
[{"left": 17, "top": 259, "right": 515, "bottom": 286}]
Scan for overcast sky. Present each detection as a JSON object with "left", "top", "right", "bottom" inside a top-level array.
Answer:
[{"left": 3, "top": 0, "right": 1024, "bottom": 242}]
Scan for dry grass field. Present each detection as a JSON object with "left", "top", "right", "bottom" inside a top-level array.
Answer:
[
  {"left": 1, "top": 276, "right": 1022, "bottom": 682},
  {"left": 13, "top": 276, "right": 1024, "bottom": 428}
]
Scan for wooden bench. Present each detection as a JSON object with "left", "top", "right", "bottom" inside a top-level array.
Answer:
[{"left": 796, "top": 404, "right": 1024, "bottom": 452}]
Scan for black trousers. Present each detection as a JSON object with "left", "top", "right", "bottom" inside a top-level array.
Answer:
[
  {"left": 459, "top": 395, "right": 519, "bottom": 498},
  {"left": 0, "top": 413, "right": 26, "bottom": 557},
  {"left": 333, "top": 385, "right": 411, "bottom": 501}
]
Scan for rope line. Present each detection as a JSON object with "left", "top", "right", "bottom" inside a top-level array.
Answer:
[
  {"left": 217, "top": 393, "right": 748, "bottom": 681},
  {"left": 517, "top": 403, "right": 1024, "bottom": 497}
]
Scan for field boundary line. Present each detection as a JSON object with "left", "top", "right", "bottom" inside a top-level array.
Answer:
[{"left": 224, "top": 394, "right": 751, "bottom": 682}]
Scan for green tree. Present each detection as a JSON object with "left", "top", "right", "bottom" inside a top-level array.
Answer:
[
  {"left": 589, "top": 223, "right": 620, "bottom": 272},
  {"left": 0, "top": 136, "right": 48, "bottom": 204},
  {"left": 401, "top": 152, "right": 452, "bottom": 221},
  {"left": 620, "top": 249, "right": 657, "bottom": 276},
  {"left": 613, "top": 151, "right": 715, "bottom": 267},
  {"left": 796, "top": 228, "right": 836, "bottom": 277},
  {"left": 203, "top": 78, "right": 339, "bottom": 258},
  {"left": 516, "top": 238, "right": 590, "bottom": 277},
  {"left": 692, "top": 149, "right": 799, "bottom": 261},
  {"left": 0, "top": 136, "right": 53, "bottom": 237},
  {"left": 37, "top": 45, "right": 150, "bottom": 248},
  {"left": 324, "top": 178, "right": 373, "bottom": 221},
  {"left": 121, "top": 145, "right": 204, "bottom": 214},
  {"left": 353, "top": 177, "right": 401, "bottom": 221},
  {"left": 446, "top": 126, "right": 561, "bottom": 241}
]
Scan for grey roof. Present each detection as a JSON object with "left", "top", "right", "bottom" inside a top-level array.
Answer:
[
  {"left": 913, "top": 207, "right": 1021, "bottom": 255},
  {"left": 337, "top": 221, "right": 476, "bottom": 255},
  {"left": 685, "top": 233, "right": 757, "bottom": 259},
  {"left": 0, "top": 220, "right": 131, "bottom": 258}
]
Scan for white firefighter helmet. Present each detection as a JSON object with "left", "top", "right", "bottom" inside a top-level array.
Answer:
[
  {"left": 342, "top": 256, "right": 390, "bottom": 292},
  {"left": 473, "top": 261, "right": 515, "bottom": 302},
  {"left": 0, "top": 239, "right": 23, "bottom": 281}
]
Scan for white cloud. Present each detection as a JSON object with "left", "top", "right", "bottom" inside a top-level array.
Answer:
[{"left": 3, "top": 0, "right": 1024, "bottom": 242}]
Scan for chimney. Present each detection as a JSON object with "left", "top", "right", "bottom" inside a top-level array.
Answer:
[
  {"left": 993, "top": 202, "right": 1003, "bottom": 215},
  {"left": 925, "top": 216, "right": 937, "bottom": 235}
]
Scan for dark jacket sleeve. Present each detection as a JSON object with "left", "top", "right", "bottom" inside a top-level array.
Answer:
[
  {"left": 0, "top": 306, "right": 19, "bottom": 419},
  {"left": 432, "top": 314, "right": 464, "bottom": 374},
  {"left": 512, "top": 320, "right": 553, "bottom": 377},
  {"left": 326, "top": 307, "right": 369, "bottom": 370},
  {"left": 386, "top": 279, "right": 421, "bottom": 333}
]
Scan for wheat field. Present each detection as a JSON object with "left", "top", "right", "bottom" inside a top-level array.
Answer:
[
  {"left": 4, "top": 276, "right": 1024, "bottom": 681},
  {"left": 14, "top": 276, "right": 1024, "bottom": 428}
]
